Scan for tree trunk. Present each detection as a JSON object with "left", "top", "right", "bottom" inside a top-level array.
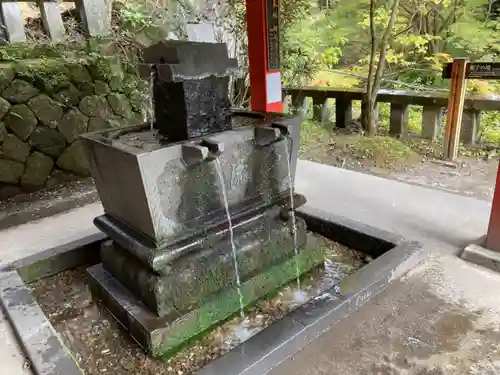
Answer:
[{"left": 362, "top": 0, "right": 400, "bottom": 136}]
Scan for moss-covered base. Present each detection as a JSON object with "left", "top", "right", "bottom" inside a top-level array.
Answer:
[
  {"left": 100, "top": 217, "right": 308, "bottom": 318},
  {"left": 87, "top": 238, "right": 325, "bottom": 358}
]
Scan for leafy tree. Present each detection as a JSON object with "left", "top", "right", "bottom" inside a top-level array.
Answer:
[{"left": 363, "top": 0, "right": 401, "bottom": 135}]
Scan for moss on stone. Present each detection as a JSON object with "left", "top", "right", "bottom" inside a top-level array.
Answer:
[
  {"left": 154, "top": 244, "right": 325, "bottom": 358},
  {"left": 13, "top": 59, "right": 71, "bottom": 93}
]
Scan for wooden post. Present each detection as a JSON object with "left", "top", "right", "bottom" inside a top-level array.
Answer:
[
  {"left": 443, "top": 58, "right": 468, "bottom": 160},
  {"left": 442, "top": 60, "right": 500, "bottom": 252},
  {"left": 486, "top": 161, "right": 500, "bottom": 252},
  {"left": 246, "top": 0, "right": 283, "bottom": 113}
]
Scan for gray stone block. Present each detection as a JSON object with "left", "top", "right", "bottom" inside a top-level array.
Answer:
[
  {"left": 100, "top": 216, "right": 308, "bottom": 317},
  {"left": 422, "top": 105, "right": 443, "bottom": 140},
  {"left": 461, "top": 244, "right": 500, "bottom": 272},
  {"left": 0, "top": 271, "right": 82, "bottom": 375},
  {"left": 460, "top": 109, "right": 481, "bottom": 145},
  {"left": 389, "top": 103, "right": 408, "bottom": 137},
  {"left": 82, "top": 113, "right": 301, "bottom": 248}
]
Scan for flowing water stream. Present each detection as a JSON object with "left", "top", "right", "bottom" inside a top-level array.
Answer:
[
  {"left": 214, "top": 158, "right": 245, "bottom": 319},
  {"left": 283, "top": 138, "right": 304, "bottom": 300},
  {"left": 148, "top": 69, "right": 156, "bottom": 132}
]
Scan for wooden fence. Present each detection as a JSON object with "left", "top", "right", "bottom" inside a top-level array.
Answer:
[
  {"left": 0, "top": 0, "right": 110, "bottom": 43},
  {"left": 284, "top": 87, "right": 500, "bottom": 144}
]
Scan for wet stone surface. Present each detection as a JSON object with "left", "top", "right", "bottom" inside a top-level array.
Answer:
[
  {"left": 268, "top": 257, "right": 500, "bottom": 375},
  {"left": 28, "top": 234, "right": 370, "bottom": 375}
]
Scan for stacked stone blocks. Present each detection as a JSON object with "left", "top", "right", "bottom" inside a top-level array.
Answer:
[{"left": 0, "top": 58, "right": 146, "bottom": 199}]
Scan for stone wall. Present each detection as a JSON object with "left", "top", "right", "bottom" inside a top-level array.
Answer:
[{"left": 0, "top": 57, "right": 146, "bottom": 199}]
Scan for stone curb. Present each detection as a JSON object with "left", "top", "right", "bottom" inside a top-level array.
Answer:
[
  {"left": 2, "top": 232, "right": 106, "bottom": 283},
  {"left": 0, "top": 271, "right": 83, "bottom": 375},
  {"left": 461, "top": 243, "right": 500, "bottom": 273},
  {"left": 0, "top": 208, "right": 424, "bottom": 375},
  {"left": 194, "top": 214, "right": 424, "bottom": 375}
]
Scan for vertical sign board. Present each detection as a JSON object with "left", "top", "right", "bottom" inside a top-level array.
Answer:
[
  {"left": 442, "top": 58, "right": 468, "bottom": 161},
  {"left": 246, "top": 0, "right": 283, "bottom": 114},
  {"left": 443, "top": 60, "right": 500, "bottom": 252}
]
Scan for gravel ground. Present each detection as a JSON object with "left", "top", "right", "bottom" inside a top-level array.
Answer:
[{"left": 28, "top": 234, "right": 370, "bottom": 375}]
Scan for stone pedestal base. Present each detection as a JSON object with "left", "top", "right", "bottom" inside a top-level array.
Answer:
[
  {"left": 87, "top": 238, "right": 325, "bottom": 357},
  {"left": 100, "top": 216, "right": 308, "bottom": 317}
]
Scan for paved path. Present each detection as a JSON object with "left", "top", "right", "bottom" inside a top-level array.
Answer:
[
  {"left": 0, "top": 159, "right": 496, "bottom": 374},
  {"left": 271, "top": 160, "right": 499, "bottom": 375},
  {"left": 296, "top": 160, "right": 491, "bottom": 253},
  {"left": 270, "top": 255, "right": 500, "bottom": 375}
]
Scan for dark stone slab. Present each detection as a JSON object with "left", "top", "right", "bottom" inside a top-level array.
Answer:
[
  {"left": 139, "top": 40, "right": 238, "bottom": 142},
  {"left": 0, "top": 271, "right": 83, "bottom": 375},
  {"left": 87, "top": 240, "right": 325, "bottom": 357},
  {"left": 100, "top": 216, "right": 307, "bottom": 317}
]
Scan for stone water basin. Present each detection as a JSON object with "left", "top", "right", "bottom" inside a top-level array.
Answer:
[{"left": 28, "top": 233, "right": 370, "bottom": 375}]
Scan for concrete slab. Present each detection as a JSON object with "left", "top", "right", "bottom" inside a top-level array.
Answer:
[
  {"left": 0, "top": 203, "right": 103, "bottom": 270},
  {"left": 269, "top": 255, "right": 500, "bottom": 375},
  {"left": 461, "top": 243, "right": 500, "bottom": 273},
  {"left": 0, "top": 309, "right": 31, "bottom": 375},
  {"left": 0, "top": 271, "right": 82, "bottom": 375}
]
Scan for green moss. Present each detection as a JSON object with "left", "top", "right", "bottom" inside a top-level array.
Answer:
[
  {"left": 13, "top": 59, "right": 71, "bottom": 92},
  {"left": 156, "top": 243, "right": 325, "bottom": 358},
  {"left": 0, "top": 43, "right": 86, "bottom": 62}
]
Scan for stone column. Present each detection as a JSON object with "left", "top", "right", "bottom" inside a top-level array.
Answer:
[
  {"left": 389, "top": 103, "right": 409, "bottom": 137},
  {"left": 460, "top": 109, "right": 481, "bottom": 145},
  {"left": 421, "top": 105, "right": 443, "bottom": 140},
  {"left": 291, "top": 93, "right": 308, "bottom": 119},
  {"left": 283, "top": 94, "right": 291, "bottom": 114},
  {"left": 335, "top": 95, "right": 352, "bottom": 128},
  {"left": 312, "top": 96, "right": 331, "bottom": 125}
]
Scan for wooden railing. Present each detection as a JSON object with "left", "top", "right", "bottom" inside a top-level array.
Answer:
[
  {"left": 284, "top": 87, "right": 500, "bottom": 144},
  {"left": 0, "top": 0, "right": 110, "bottom": 43}
]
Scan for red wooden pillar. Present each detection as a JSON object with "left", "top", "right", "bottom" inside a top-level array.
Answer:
[
  {"left": 245, "top": 0, "right": 283, "bottom": 114},
  {"left": 486, "top": 161, "right": 500, "bottom": 252}
]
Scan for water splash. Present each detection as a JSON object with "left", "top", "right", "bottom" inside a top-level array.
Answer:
[
  {"left": 292, "top": 290, "right": 309, "bottom": 304},
  {"left": 233, "top": 318, "right": 255, "bottom": 343},
  {"left": 283, "top": 138, "right": 301, "bottom": 290},
  {"left": 148, "top": 69, "right": 156, "bottom": 132},
  {"left": 214, "top": 158, "right": 245, "bottom": 318}
]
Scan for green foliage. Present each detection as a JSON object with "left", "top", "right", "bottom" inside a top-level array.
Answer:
[
  {"left": 279, "top": 0, "right": 500, "bottom": 143},
  {"left": 282, "top": 18, "right": 323, "bottom": 85},
  {"left": 119, "top": 3, "right": 156, "bottom": 29}
]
